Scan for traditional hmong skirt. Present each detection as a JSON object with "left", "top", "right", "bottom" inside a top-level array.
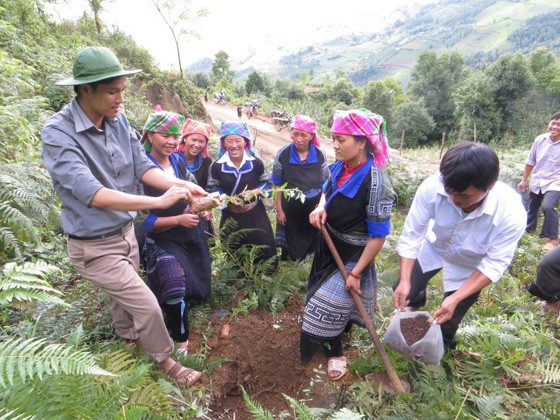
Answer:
[
  {"left": 301, "top": 261, "right": 377, "bottom": 340},
  {"left": 143, "top": 238, "right": 186, "bottom": 303}
]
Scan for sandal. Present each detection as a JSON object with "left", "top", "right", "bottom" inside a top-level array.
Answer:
[
  {"left": 327, "top": 356, "right": 347, "bottom": 381},
  {"left": 159, "top": 361, "right": 202, "bottom": 386}
]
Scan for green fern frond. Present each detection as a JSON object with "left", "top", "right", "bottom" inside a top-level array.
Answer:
[
  {"left": 0, "top": 226, "right": 21, "bottom": 258},
  {"left": 241, "top": 385, "right": 275, "bottom": 420},
  {"left": 473, "top": 394, "right": 504, "bottom": 419},
  {"left": 0, "top": 203, "right": 37, "bottom": 241},
  {"left": 534, "top": 360, "right": 560, "bottom": 384},
  {"left": 116, "top": 405, "right": 151, "bottom": 419},
  {"left": 328, "top": 407, "right": 365, "bottom": 419},
  {"left": 0, "top": 261, "right": 66, "bottom": 306},
  {"left": 204, "top": 356, "right": 228, "bottom": 374},
  {"left": 66, "top": 324, "right": 87, "bottom": 349},
  {"left": 283, "top": 394, "right": 314, "bottom": 419},
  {"left": 100, "top": 349, "right": 138, "bottom": 374},
  {"left": 0, "top": 163, "right": 61, "bottom": 261},
  {"left": 0, "top": 408, "right": 33, "bottom": 420},
  {"left": 2, "top": 356, "right": 176, "bottom": 419},
  {"left": 0, "top": 337, "right": 114, "bottom": 387}
]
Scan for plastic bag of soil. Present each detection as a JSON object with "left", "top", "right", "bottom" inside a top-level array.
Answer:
[{"left": 384, "top": 310, "right": 444, "bottom": 365}]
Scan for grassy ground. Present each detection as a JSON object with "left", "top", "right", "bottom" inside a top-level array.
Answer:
[{"left": 3, "top": 145, "right": 560, "bottom": 418}]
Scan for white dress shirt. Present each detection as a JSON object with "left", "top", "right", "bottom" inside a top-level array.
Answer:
[
  {"left": 397, "top": 174, "right": 526, "bottom": 292},
  {"left": 526, "top": 133, "right": 560, "bottom": 194}
]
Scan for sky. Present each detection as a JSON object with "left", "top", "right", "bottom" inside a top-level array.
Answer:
[{"left": 46, "top": 0, "right": 436, "bottom": 71}]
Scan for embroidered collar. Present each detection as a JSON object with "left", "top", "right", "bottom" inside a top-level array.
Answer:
[
  {"left": 325, "top": 156, "right": 373, "bottom": 207},
  {"left": 289, "top": 143, "right": 319, "bottom": 165},
  {"left": 217, "top": 151, "right": 254, "bottom": 167}
]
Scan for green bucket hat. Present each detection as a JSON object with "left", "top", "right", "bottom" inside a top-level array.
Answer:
[{"left": 56, "top": 46, "right": 142, "bottom": 86}]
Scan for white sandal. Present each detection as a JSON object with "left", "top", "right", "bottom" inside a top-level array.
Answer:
[{"left": 327, "top": 356, "right": 347, "bottom": 381}]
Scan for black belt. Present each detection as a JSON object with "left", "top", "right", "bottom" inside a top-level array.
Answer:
[{"left": 68, "top": 222, "right": 133, "bottom": 241}]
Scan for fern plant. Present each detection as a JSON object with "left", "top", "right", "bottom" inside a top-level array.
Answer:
[
  {"left": 0, "top": 261, "right": 66, "bottom": 307},
  {"left": 0, "top": 162, "right": 60, "bottom": 263},
  {"left": 211, "top": 218, "right": 308, "bottom": 311},
  {"left": 0, "top": 337, "right": 114, "bottom": 388},
  {"left": 241, "top": 386, "right": 275, "bottom": 419},
  {"left": 1, "top": 349, "right": 181, "bottom": 419}
]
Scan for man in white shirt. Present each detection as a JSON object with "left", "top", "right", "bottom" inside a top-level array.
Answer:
[
  {"left": 517, "top": 112, "right": 560, "bottom": 252},
  {"left": 393, "top": 142, "right": 526, "bottom": 349}
]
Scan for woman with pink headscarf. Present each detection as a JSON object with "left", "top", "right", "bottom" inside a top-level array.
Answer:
[
  {"left": 300, "top": 109, "right": 396, "bottom": 381},
  {"left": 272, "top": 115, "right": 329, "bottom": 261},
  {"left": 179, "top": 118, "right": 213, "bottom": 190}
]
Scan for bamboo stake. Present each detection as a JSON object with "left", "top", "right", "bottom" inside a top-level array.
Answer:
[{"left": 320, "top": 226, "right": 406, "bottom": 394}]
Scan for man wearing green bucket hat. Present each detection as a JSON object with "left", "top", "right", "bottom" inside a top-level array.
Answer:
[{"left": 41, "top": 46, "right": 205, "bottom": 386}]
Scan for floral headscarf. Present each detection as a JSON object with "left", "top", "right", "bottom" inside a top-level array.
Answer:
[
  {"left": 141, "top": 110, "right": 185, "bottom": 152},
  {"left": 291, "top": 115, "right": 321, "bottom": 147},
  {"left": 331, "top": 108, "right": 389, "bottom": 166},
  {"left": 181, "top": 118, "right": 213, "bottom": 157}
]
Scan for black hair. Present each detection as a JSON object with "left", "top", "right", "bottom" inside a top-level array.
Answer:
[
  {"left": 551, "top": 112, "right": 560, "bottom": 121},
  {"left": 353, "top": 135, "right": 374, "bottom": 155},
  {"left": 74, "top": 76, "right": 121, "bottom": 96},
  {"left": 440, "top": 141, "right": 499, "bottom": 192}
]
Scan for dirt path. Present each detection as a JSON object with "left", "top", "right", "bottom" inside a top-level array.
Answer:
[{"left": 203, "top": 101, "right": 335, "bottom": 162}]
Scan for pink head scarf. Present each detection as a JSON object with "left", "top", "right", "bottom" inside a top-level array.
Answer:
[
  {"left": 181, "top": 118, "right": 213, "bottom": 157},
  {"left": 291, "top": 115, "right": 321, "bottom": 147},
  {"left": 331, "top": 109, "right": 389, "bottom": 166}
]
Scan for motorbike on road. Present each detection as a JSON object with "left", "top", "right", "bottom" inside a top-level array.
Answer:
[
  {"left": 273, "top": 114, "right": 292, "bottom": 131},
  {"left": 214, "top": 90, "right": 227, "bottom": 105}
]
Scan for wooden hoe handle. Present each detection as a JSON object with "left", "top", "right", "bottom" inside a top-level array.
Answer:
[{"left": 320, "top": 225, "right": 405, "bottom": 394}]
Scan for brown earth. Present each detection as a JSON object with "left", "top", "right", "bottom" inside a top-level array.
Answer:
[
  {"left": 401, "top": 314, "right": 431, "bottom": 345},
  {"left": 188, "top": 295, "right": 360, "bottom": 418},
  {"left": 203, "top": 101, "right": 335, "bottom": 162}
]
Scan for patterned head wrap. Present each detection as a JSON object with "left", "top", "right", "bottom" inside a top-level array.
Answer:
[
  {"left": 291, "top": 115, "right": 321, "bottom": 147},
  {"left": 218, "top": 121, "right": 255, "bottom": 157},
  {"left": 141, "top": 110, "right": 185, "bottom": 152},
  {"left": 181, "top": 118, "right": 213, "bottom": 157},
  {"left": 331, "top": 108, "right": 389, "bottom": 166}
]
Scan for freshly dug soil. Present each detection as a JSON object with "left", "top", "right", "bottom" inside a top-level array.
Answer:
[
  {"left": 188, "top": 295, "right": 356, "bottom": 418},
  {"left": 400, "top": 314, "right": 431, "bottom": 345}
]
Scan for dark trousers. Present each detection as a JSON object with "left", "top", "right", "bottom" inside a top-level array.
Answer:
[
  {"left": 528, "top": 245, "right": 560, "bottom": 303},
  {"left": 526, "top": 190, "right": 560, "bottom": 240},
  {"left": 162, "top": 300, "right": 189, "bottom": 342},
  {"left": 394, "top": 261, "right": 481, "bottom": 349},
  {"left": 300, "top": 333, "right": 344, "bottom": 364}
]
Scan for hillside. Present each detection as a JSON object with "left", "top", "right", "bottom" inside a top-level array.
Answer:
[{"left": 188, "top": 0, "right": 560, "bottom": 85}]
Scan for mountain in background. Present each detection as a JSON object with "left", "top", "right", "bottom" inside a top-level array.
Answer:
[{"left": 187, "top": 0, "right": 560, "bottom": 86}]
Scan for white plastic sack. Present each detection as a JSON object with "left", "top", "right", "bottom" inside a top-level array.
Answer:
[{"left": 384, "top": 310, "right": 444, "bottom": 365}]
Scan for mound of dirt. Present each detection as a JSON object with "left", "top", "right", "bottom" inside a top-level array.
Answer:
[{"left": 189, "top": 296, "right": 356, "bottom": 418}]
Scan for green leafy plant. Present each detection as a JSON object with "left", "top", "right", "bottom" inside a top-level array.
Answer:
[
  {"left": 0, "top": 163, "right": 61, "bottom": 263},
  {"left": 241, "top": 385, "right": 275, "bottom": 419},
  {"left": 0, "top": 337, "right": 114, "bottom": 388},
  {"left": 0, "top": 261, "right": 65, "bottom": 307}
]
